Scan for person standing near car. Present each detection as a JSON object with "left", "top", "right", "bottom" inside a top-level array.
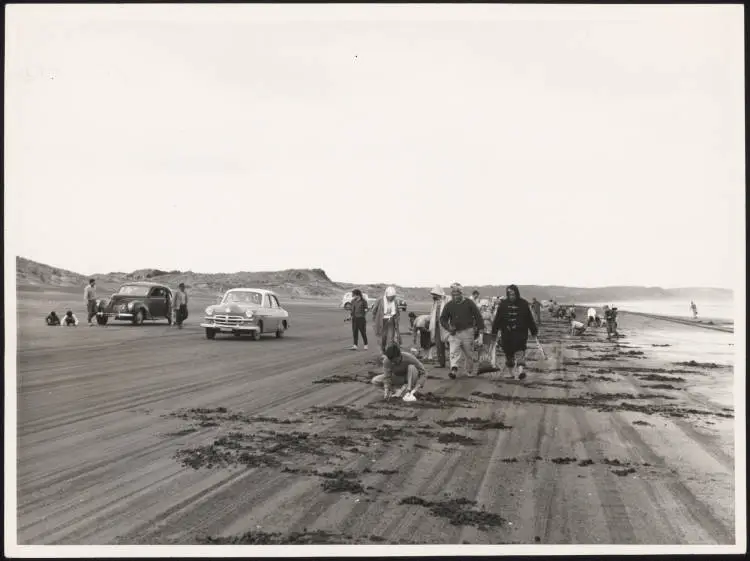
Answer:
[
  {"left": 84, "top": 278, "right": 97, "bottom": 326},
  {"left": 440, "top": 283, "right": 484, "bottom": 379},
  {"left": 347, "top": 289, "right": 369, "bottom": 350},
  {"left": 173, "top": 283, "right": 189, "bottom": 329}
]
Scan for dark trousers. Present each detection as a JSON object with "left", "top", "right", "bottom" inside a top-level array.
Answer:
[
  {"left": 352, "top": 317, "right": 368, "bottom": 345},
  {"left": 176, "top": 305, "right": 188, "bottom": 326},
  {"left": 87, "top": 300, "right": 97, "bottom": 323}
]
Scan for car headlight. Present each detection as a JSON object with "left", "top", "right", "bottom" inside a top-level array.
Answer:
[
  {"left": 245, "top": 310, "right": 254, "bottom": 318},
  {"left": 127, "top": 302, "right": 134, "bottom": 310},
  {"left": 205, "top": 307, "right": 213, "bottom": 315}
]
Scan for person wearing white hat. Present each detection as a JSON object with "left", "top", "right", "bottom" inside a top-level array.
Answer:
[
  {"left": 440, "top": 283, "right": 484, "bottom": 379},
  {"left": 370, "top": 285, "right": 402, "bottom": 352}
]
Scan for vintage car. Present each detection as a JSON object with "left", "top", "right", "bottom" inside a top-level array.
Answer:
[
  {"left": 95, "top": 281, "right": 173, "bottom": 325},
  {"left": 201, "top": 288, "right": 290, "bottom": 340},
  {"left": 341, "top": 291, "right": 406, "bottom": 311},
  {"left": 340, "top": 291, "right": 376, "bottom": 310}
]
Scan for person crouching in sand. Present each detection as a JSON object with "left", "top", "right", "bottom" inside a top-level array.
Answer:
[
  {"left": 570, "top": 319, "right": 587, "bottom": 336},
  {"left": 62, "top": 310, "right": 79, "bottom": 326},
  {"left": 410, "top": 313, "right": 432, "bottom": 359},
  {"left": 46, "top": 311, "right": 61, "bottom": 326},
  {"left": 371, "top": 286, "right": 401, "bottom": 353},
  {"left": 491, "top": 284, "right": 538, "bottom": 380},
  {"left": 371, "top": 344, "right": 427, "bottom": 401}
]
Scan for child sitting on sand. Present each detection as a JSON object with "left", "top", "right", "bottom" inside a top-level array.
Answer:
[
  {"left": 62, "top": 310, "right": 79, "bottom": 327},
  {"left": 46, "top": 311, "right": 61, "bottom": 326}
]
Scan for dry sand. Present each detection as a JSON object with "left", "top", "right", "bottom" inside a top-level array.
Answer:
[{"left": 14, "top": 289, "right": 737, "bottom": 545}]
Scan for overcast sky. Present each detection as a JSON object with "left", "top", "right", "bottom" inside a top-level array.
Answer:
[{"left": 5, "top": 4, "right": 744, "bottom": 289}]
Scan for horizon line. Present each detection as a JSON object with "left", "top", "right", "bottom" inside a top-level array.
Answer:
[{"left": 16, "top": 255, "right": 734, "bottom": 292}]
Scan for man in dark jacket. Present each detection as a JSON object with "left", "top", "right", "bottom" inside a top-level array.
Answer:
[
  {"left": 347, "top": 289, "right": 369, "bottom": 350},
  {"left": 440, "top": 283, "right": 484, "bottom": 379},
  {"left": 492, "top": 284, "right": 538, "bottom": 379}
]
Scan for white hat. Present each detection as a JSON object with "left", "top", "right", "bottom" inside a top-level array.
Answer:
[
  {"left": 429, "top": 286, "right": 445, "bottom": 297},
  {"left": 450, "top": 283, "right": 463, "bottom": 293},
  {"left": 385, "top": 286, "right": 397, "bottom": 298}
]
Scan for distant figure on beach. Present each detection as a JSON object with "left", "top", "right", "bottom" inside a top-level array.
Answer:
[
  {"left": 62, "top": 310, "right": 79, "bottom": 326},
  {"left": 604, "top": 305, "right": 618, "bottom": 338},
  {"left": 84, "top": 278, "right": 97, "bottom": 327},
  {"left": 531, "top": 298, "right": 542, "bottom": 326},
  {"left": 471, "top": 290, "right": 481, "bottom": 307},
  {"left": 570, "top": 319, "right": 587, "bottom": 336},
  {"left": 46, "top": 311, "right": 61, "bottom": 326},
  {"left": 173, "top": 283, "right": 189, "bottom": 329},
  {"left": 587, "top": 307, "right": 599, "bottom": 327},
  {"left": 347, "top": 289, "right": 369, "bottom": 350},
  {"left": 690, "top": 301, "right": 698, "bottom": 320},
  {"left": 492, "top": 284, "right": 538, "bottom": 380}
]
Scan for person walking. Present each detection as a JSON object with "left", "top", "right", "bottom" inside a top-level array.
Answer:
[
  {"left": 478, "top": 298, "right": 498, "bottom": 369},
  {"left": 531, "top": 297, "right": 542, "bottom": 326},
  {"left": 690, "top": 301, "right": 699, "bottom": 320},
  {"left": 428, "top": 286, "right": 448, "bottom": 367},
  {"left": 347, "top": 289, "right": 369, "bottom": 350},
  {"left": 440, "top": 283, "right": 484, "bottom": 379},
  {"left": 491, "top": 284, "right": 539, "bottom": 380},
  {"left": 371, "top": 286, "right": 401, "bottom": 352},
  {"left": 173, "top": 283, "right": 189, "bottom": 329},
  {"left": 84, "top": 278, "right": 98, "bottom": 326}
]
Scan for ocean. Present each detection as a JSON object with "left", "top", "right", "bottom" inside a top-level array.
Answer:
[{"left": 583, "top": 299, "right": 734, "bottom": 322}]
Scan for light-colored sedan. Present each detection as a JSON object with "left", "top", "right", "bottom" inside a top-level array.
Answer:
[{"left": 201, "top": 288, "right": 290, "bottom": 340}]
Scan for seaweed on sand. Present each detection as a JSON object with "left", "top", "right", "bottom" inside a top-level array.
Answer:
[{"left": 398, "top": 496, "right": 506, "bottom": 529}]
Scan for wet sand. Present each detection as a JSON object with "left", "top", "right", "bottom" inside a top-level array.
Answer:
[{"left": 14, "top": 290, "right": 736, "bottom": 545}]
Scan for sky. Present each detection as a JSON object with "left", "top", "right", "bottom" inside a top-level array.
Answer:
[{"left": 5, "top": 4, "right": 745, "bottom": 289}]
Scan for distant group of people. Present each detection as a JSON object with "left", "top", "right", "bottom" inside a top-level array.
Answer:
[
  {"left": 46, "top": 278, "right": 190, "bottom": 328},
  {"left": 569, "top": 305, "right": 619, "bottom": 339}
]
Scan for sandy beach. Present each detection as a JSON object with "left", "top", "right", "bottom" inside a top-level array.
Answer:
[{"left": 14, "top": 290, "right": 737, "bottom": 546}]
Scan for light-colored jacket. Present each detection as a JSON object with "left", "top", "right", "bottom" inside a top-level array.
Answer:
[
  {"left": 429, "top": 295, "right": 450, "bottom": 344},
  {"left": 371, "top": 296, "right": 401, "bottom": 341}
]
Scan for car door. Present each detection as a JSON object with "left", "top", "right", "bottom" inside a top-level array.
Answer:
[
  {"left": 149, "top": 287, "right": 167, "bottom": 318},
  {"left": 268, "top": 294, "right": 283, "bottom": 330}
]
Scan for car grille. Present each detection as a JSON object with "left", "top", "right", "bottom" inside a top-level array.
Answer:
[{"left": 212, "top": 314, "right": 248, "bottom": 327}]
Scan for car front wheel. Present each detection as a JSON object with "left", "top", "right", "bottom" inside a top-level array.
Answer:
[
  {"left": 276, "top": 323, "right": 286, "bottom": 338},
  {"left": 205, "top": 328, "right": 216, "bottom": 339},
  {"left": 250, "top": 326, "right": 261, "bottom": 341},
  {"left": 96, "top": 315, "right": 108, "bottom": 326}
]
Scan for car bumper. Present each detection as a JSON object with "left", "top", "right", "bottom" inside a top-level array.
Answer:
[
  {"left": 200, "top": 321, "right": 260, "bottom": 333},
  {"left": 97, "top": 311, "right": 134, "bottom": 320}
]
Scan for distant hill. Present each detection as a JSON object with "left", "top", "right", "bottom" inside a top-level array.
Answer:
[{"left": 16, "top": 256, "right": 733, "bottom": 302}]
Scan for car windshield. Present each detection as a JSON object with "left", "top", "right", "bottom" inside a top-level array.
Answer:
[
  {"left": 117, "top": 285, "right": 151, "bottom": 297},
  {"left": 224, "top": 291, "right": 263, "bottom": 306}
]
